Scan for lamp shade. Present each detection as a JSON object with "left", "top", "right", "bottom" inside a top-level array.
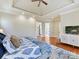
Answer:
[{"left": 0, "top": 29, "right": 3, "bottom": 33}]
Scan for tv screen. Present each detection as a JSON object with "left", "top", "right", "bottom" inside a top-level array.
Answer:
[
  {"left": 65, "top": 26, "right": 79, "bottom": 34},
  {"left": 65, "top": 26, "right": 73, "bottom": 34}
]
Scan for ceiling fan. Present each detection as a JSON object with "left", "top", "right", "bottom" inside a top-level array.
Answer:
[{"left": 32, "top": 0, "right": 48, "bottom": 7}]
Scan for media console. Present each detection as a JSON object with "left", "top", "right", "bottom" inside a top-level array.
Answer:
[{"left": 59, "top": 34, "right": 79, "bottom": 47}]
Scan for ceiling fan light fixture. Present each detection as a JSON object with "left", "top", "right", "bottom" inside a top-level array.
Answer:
[{"left": 32, "top": 0, "right": 48, "bottom": 7}]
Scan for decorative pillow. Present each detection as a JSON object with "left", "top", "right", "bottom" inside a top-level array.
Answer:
[
  {"left": 0, "top": 45, "right": 6, "bottom": 58},
  {"left": 0, "top": 33, "right": 7, "bottom": 58},
  {"left": 2, "top": 36, "right": 16, "bottom": 54},
  {"left": 10, "top": 35, "right": 21, "bottom": 48},
  {"left": 0, "top": 33, "right": 6, "bottom": 44},
  {"left": 2, "top": 35, "right": 21, "bottom": 54}
]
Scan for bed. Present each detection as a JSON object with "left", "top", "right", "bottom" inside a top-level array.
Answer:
[{"left": 0, "top": 33, "right": 52, "bottom": 59}]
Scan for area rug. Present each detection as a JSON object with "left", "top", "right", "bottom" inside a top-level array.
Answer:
[{"left": 49, "top": 45, "right": 79, "bottom": 59}]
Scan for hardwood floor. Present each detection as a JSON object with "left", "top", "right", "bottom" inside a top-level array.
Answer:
[{"left": 50, "top": 37, "right": 79, "bottom": 54}]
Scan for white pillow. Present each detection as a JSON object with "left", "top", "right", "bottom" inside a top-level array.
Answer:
[{"left": 2, "top": 36, "right": 19, "bottom": 54}]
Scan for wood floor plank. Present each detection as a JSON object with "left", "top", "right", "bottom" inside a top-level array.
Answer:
[{"left": 50, "top": 37, "right": 79, "bottom": 54}]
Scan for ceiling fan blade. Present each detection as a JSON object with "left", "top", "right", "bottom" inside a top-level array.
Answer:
[
  {"left": 38, "top": 0, "right": 41, "bottom": 7},
  {"left": 42, "top": 0, "right": 48, "bottom": 5},
  {"left": 32, "top": 0, "right": 40, "bottom": 2}
]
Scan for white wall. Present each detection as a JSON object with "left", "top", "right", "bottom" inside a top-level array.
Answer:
[
  {"left": 60, "top": 10, "right": 79, "bottom": 33},
  {"left": 0, "top": 12, "right": 36, "bottom": 37}
]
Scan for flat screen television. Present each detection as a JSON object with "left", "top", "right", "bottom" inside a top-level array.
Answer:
[{"left": 65, "top": 26, "right": 79, "bottom": 34}]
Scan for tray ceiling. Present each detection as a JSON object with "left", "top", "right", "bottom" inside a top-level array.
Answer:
[{"left": 13, "top": 0, "right": 73, "bottom": 16}]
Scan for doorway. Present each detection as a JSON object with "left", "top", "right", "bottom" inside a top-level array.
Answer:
[{"left": 45, "top": 23, "right": 50, "bottom": 43}]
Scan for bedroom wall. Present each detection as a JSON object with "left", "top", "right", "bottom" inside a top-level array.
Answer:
[
  {"left": 0, "top": 12, "right": 36, "bottom": 37},
  {"left": 60, "top": 10, "right": 79, "bottom": 33}
]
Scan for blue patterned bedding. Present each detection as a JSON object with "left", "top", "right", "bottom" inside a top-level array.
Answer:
[
  {"left": 25, "top": 37, "right": 52, "bottom": 56},
  {"left": 2, "top": 46, "right": 41, "bottom": 59},
  {"left": 2, "top": 38, "right": 42, "bottom": 59},
  {"left": 2, "top": 37, "right": 52, "bottom": 59}
]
